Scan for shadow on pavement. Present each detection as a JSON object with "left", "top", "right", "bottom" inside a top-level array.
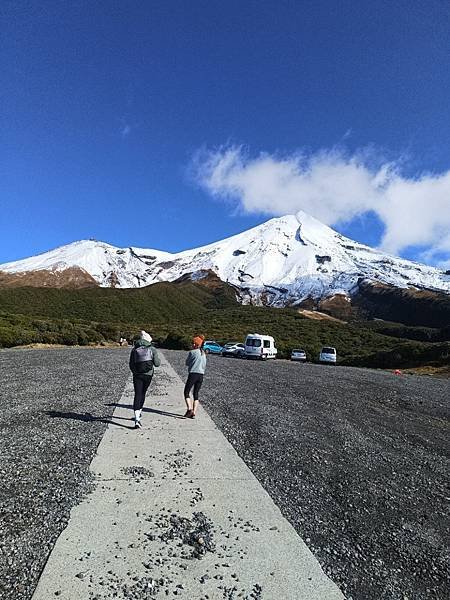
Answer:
[
  {"left": 105, "top": 402, "right": 185, "bottom": 419},
  {"left": 45, "top": 410, "right": 135, "bottom": 430}
]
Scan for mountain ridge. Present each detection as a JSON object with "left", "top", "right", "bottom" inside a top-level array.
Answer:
[{"left": 1, "top": 213, "right": 449, "bottom": 305}]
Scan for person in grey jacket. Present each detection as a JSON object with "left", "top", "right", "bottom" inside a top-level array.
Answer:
[
  {"left": 184, "top": 335, "right": 206, "bottom": 418},
  {"left": 129, "top": 330, "right": 161, "bottom": 428}
]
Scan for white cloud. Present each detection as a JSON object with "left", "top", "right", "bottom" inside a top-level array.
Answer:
[
  {"left": 194, "top": 145, "right": 450, "bottom": 264},
  {"left": 420, "top": 230, "right": 450, "bottom": 270}
]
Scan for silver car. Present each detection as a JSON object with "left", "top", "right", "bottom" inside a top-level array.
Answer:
[
  {"left": 222, "top": 342, "right": 245, "bottom": 358},
  {"left": 319, "top": 346, "right": 337, "bottom": 364},
  {"left": 291, "top": 348, "right": 307, "bottom": 362}
]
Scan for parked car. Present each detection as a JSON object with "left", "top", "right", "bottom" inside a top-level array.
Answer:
[
  {"left": 291, "top": 348, "right": 307, "bottom": 362},
  {"left": 203, "top": 340, "right": 223, "bottom": 354},
  {"left": 222, "top": 342, "right": 245, "bottom": 358},
  {"left": 244, "top": 333, "right": 277, "bottom": 360},
  {"left": 319, "top": 346, "right": 337, "bottom": 364}
]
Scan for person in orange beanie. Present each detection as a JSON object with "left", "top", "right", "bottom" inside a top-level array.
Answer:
[{"left": 184, "top": 335, "right": 206, "bottom": 418}]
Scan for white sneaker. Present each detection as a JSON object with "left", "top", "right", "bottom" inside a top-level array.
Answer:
[{"left": 135, "top": 420, "right": 142, "bottom": 429}]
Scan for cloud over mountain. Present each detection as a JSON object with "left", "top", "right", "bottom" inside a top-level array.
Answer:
[{"left": 194, "top": 146, "right": 450, "bottom": 266}]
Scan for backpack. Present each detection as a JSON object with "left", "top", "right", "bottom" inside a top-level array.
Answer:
[{"left": 132, "top": 345, "right": 154, "bottom": 374}]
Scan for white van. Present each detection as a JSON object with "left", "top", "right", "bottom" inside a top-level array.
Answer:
[
  {"left": 244, "top": 334, "right": 277, "bottom": 360},
  {"left": 319, "top": 346, "right": 337, "bottom": 364}
]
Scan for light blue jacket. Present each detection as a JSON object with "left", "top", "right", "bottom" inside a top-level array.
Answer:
[{"left": 185, "top": 349, "right": 207, "bottom": 374}]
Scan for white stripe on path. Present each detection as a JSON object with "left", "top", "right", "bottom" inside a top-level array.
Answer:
[{"left": 32, "top": 352, "right": 344, "bottom": 600}]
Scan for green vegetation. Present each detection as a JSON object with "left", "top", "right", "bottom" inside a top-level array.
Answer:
[
  {"left": 362, "top": 320, "right": 450, "bottom": 342},
  {"left": 0, "top": 280, "right": 236, "bottom": 323},
  {"left": 355, "top": 282, "right": 450, "bottom": 328},
  {"left": 0, "top": 280, "right": 448, "bottom": 370},
  {"left": 341, "top": 341, "right": 450, "bottom": 369}
]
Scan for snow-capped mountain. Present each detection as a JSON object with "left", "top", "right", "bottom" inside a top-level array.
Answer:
[
  {"left": 1, "top": 212, "right": 449, "bottom": 304},
  {"left": 0, "top": 240, "right": 172, "bottom": 288}
]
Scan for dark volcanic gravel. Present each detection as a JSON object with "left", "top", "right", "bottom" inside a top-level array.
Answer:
[
  {"left": 0, "top": 347, "right": 130, "bottom": 600},
  {"left": 159, "top": 511, "right": 216, "bottom": 558},
  {"left": 165, "top": 350, "right": 450, "bottom": 600}
]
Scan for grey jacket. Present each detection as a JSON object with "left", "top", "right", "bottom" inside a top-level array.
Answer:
[
  {"left": 129, "top": 339, "right": 161, "bottom": 377},
  {"left": 185, "top": 349, "right": 207, "bottom": 374}
]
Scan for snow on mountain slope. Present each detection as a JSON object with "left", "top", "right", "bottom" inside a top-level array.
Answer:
[
  {"left": 0, "top": 240, "right": 172, "bottom": 288},
  {"left": 135, "top": 212, "right": 450, "bottom": 304},
  {"left": 1, "top": 212, "right": 449, "bottom": 304}
]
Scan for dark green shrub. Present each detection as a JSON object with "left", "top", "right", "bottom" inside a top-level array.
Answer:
[
  {"left": 0, "top": 326, "right": 18, "bottom": 347},
  {"left": 83, "top": 328, "right": 104, "bottom": 344},
  {"left": 76, "top": 331, "right": 90, "bottom": 346},
  {"left": 162, "top": 332, "right": 191, "bottom": 350},
  {"left": 342, "top": 342, "right": 450, "bottom": 369},
  {"left": 59, "top": 330, "right": 78, "bottom": 346},
  {"left": 41, "top": 332, "right": 62, "bottom": 345},
  {"left": 95, "top": 322, "right": 120, "bottom": 341}
]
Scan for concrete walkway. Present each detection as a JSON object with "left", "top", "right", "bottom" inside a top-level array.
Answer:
[{"left": 32, "top": 353, "right": 344, "bottom": 600}]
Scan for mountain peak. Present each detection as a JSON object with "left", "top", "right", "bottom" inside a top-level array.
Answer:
[{"left": 0, "top": 213, "right": 448, "bottom": 299}]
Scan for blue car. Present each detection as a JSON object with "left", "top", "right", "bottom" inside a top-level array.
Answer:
[{"left": 203, "top": 340, "right": 223, "bottom": 354}]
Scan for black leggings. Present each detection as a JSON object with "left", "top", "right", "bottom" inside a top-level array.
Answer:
[
  {"left": 184, "top": 373, "right": 204, "bottom": 401},
  {"left": 133, "top": 375, "right": 152, "bottom": 411}
]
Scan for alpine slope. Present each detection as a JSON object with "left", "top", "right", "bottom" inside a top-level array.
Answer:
[{"left": 1, "top": 212, "right": 449, "bottom": 305}]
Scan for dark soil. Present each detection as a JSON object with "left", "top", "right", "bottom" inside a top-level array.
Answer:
[{"left": 166, "top": 351, "right": 450, "bottom": 600}]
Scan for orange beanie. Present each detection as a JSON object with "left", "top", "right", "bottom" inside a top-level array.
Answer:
[{"left": 192, "top": 335, "right": 205, "bottom": 348}]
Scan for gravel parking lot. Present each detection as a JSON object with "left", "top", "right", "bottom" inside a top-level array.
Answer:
[
  {"left": 165, "top": 350, "right": 450, "bottom": 600},
  {"left": 0, "top": 347, "right": 448, "bottom": 600},
  {"left": 0, "top": 347, "right": 130, "bottom": 600}
]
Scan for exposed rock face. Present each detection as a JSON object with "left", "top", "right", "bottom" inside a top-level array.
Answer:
[
  {"left": 293, "top": 280, "right": 450, "bottom": 328},
  {"left": 106, "top": 271, "right": 119, "bottom": 288},
  {"left": 317, "top": 293, "right": 355, "bottom": 321},
  {"left": 351, "top": 280, "right": 450, "bottom": 328}
]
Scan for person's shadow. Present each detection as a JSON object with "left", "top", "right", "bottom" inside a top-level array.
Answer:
[
  {"left": 105, "top": 402, "right": 185, "bottom": 419},
  {"left": 45, "top": 410, "right": 136, "bottom": 430}
]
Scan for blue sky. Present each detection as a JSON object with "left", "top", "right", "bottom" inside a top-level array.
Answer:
[{"left": 2, "top": 0, "right": 450, "bottom": 267}]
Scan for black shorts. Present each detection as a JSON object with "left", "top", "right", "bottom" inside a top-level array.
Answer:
[{"left": 184, "top": 373, "right": 204, "bottom": 400}]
